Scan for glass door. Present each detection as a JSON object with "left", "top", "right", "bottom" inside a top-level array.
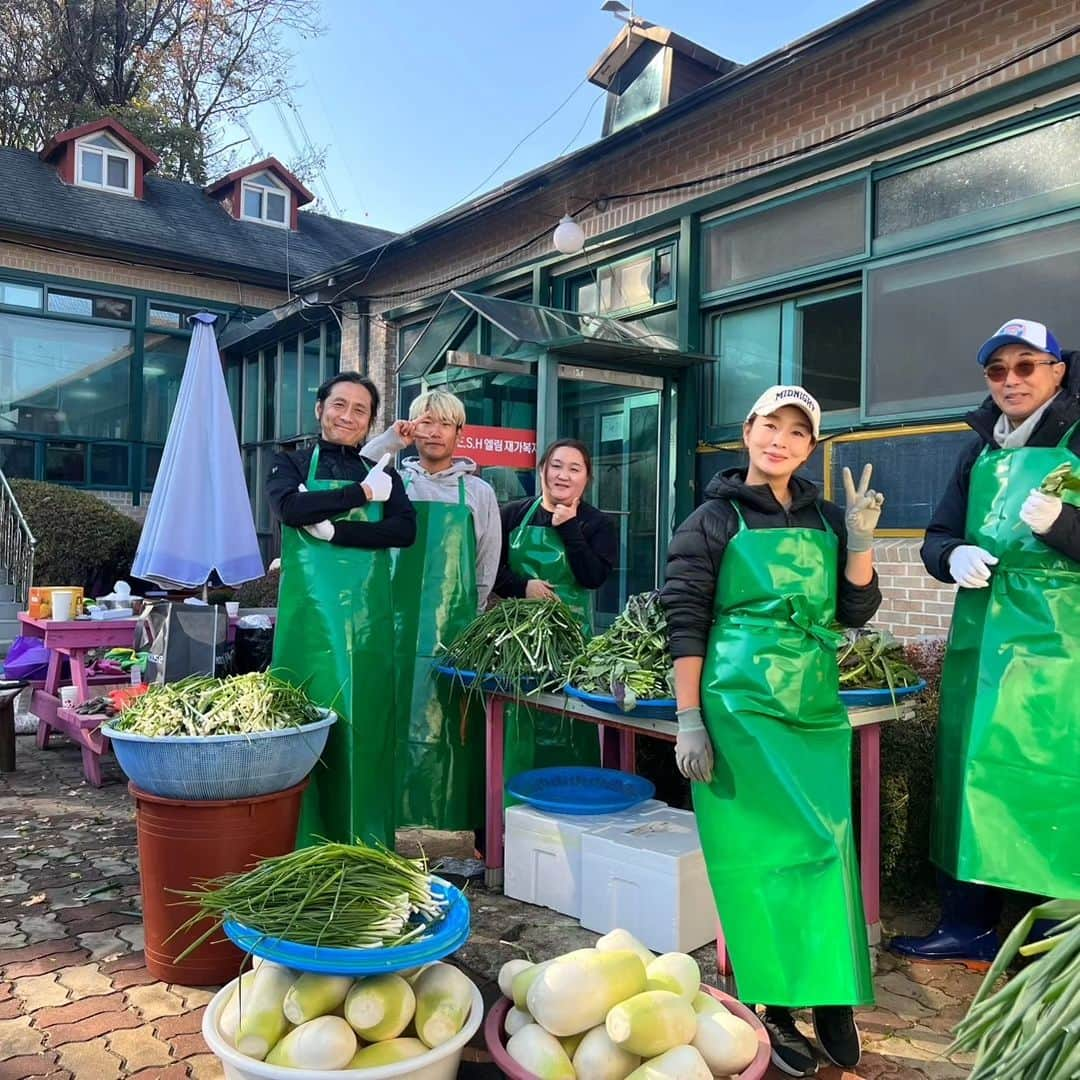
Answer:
[{"left": 556, "top": 364, "right": 663, "bottom": 628}]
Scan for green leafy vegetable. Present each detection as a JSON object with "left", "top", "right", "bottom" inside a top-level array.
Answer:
[
  {"left": 1039, "top": 464, "right": 1080, "bottom": 497},
  {"left": 110, "top": 672, "right": 322, "bottom": 736},
  {"left": 950, "top": 900, "right": 1080, "bottom": 1079},
  {"left": 836, "top": 627, "right": 919, "bottom": 692},
  {"left": 172, "top": 841, "right": 445, "bottom": 961},
  {"left": 566, "top": 591, "right": 674, "bottom": 710},
  {"left": 438, "top": 598, "right": 586, "bottom": 695}
]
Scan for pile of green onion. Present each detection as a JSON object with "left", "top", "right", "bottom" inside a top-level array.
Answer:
[
  {"left": 439, "top": 598, "right": 586, "bottom": 695},
  {"left": 174, "top": 842, "right": 445, "bottom": 960},
  {"left": 950, "top": 900, "right": 1080, "bottom": 1079},
  {"left": 110, "top": 672, "right": 322, "bottom": 736},
  {"left": 837, "top": 627, "right": 919, "bottom": 691}
]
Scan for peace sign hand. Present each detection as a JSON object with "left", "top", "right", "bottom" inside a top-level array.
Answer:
[{"left": 842, "top": 463, "right": 884, "bottom": 553}]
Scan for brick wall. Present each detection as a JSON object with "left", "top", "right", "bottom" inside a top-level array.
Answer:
[
  {"left": 0, "top": 240, "right": 288, "bottom": 311},
  {"left": 356, "top": 0, "right": 1080, "bottom": 399},
  {"left": 873, "top": 539, "right": 956, "bottom": 640},
  {"left": 87, "top": 490, "right": 148, "bottom": 524}
]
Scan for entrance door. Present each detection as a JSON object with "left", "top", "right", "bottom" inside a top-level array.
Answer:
[{"left": 556, "top": 365, "right": 663, "bottom": 628}]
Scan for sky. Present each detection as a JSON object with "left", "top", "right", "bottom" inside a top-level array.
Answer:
[{"left": 244, "top": 0, "right": 869, "bottom": 233}]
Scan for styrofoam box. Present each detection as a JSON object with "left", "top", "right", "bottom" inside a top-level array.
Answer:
[
  {"left": 580, "top": 806, "right": 718, "bottom": 954},
  {"left": 504, "top": 800, "right": 665, "bottom": 918}
]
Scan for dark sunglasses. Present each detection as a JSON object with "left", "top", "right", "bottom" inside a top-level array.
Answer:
[{"left": 984, "top": 358, "right": 1061, "bottom": 383}]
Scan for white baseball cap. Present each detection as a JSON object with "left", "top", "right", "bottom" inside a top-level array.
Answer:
[
  {"left": 977, "top": 318, "right": 1062, "bottom": 366},
  {"left": 746, "top": 385, "right": 822, "bottom": 439}
]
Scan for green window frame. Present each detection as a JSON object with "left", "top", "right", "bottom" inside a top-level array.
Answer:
[{"left": 563, "top": 244, "right": 676, "bottom": 317}]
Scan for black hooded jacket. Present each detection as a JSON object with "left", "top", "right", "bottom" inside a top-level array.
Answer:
[
  {"left": 660, "top": 469, "right": 882, "bottom": 660},
  {"left": 266, "top": 440, "right": 416, "bottom": 550},
  {"left": 921, "top": 350, "right": 1080, "bottom": 583}
]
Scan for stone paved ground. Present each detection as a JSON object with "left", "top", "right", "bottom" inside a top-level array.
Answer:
[{"left": 0, "top": 731, "right": 985, "bottom": 1080}]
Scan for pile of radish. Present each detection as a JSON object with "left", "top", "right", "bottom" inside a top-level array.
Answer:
[
  {"left": 216, "top": 957, "right": 474, "bottom": 1070},
  {"left": 499, "top": 929, "right": 759, "bottom": 1079}
]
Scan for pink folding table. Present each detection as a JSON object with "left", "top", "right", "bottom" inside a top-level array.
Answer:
[{"left": 479, "top": 688, "right": 910, "bottom": 974}]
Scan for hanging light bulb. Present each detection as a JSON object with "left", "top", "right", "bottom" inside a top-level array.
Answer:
[{"left": 552, "top": 214, "right": 586, "bottom": 255}]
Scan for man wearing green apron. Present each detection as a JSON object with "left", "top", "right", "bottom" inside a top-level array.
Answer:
[
  {"left": 494, "top": 439, "right": 617, "bottom": 786},
  {"left": 266, "top": 372, "right": 416, "bottom": 850},
  {"left": 662, "top": 386, "right": 885, "bottom": 1077},
  {"left": 361, "top": 390, "right": 501, "bottom": 831},
  {"left": 893, "top": 319, "right": 1080, "bottom": 964}
]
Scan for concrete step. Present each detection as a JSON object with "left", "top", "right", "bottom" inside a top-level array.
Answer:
[
  {"left": 0, "top": 601, "right": 19, "bottom": 622},
  {"left": 0, "top": 584, "right": 14, "bottom": 603}
]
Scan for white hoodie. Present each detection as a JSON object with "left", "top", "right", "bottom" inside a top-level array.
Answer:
[{"left": 362, "top": 427, "right": 501, "bottom": 608}]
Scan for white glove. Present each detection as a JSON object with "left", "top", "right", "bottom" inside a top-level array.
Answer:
[
  {"left": 842, "top": 464, "right": 885, "bottom": 553},
  {"left": 1019, "top": 489, "right": 1063, "bottom": 535},
  {"left": 948, "top": 545, "right": 999, "bottom": 589},
  {"left": 674, "top": 707, "right": 714, "bottom": 784},
  {"left": 363, "top": 452, "right": 393, "bottom": 503},
  {"left": 297, "top": 484, "right": 334, "bottom": 541}
]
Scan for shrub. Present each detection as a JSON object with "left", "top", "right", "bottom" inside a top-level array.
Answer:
[
  {"left": 236, "top": 568, "right": 280, "bottom": 608},
  {"left": 11, "top": 480, "right": 143, "bottom": 597},
  {"left": 878, "top": 638, "right": 946, "bottom": 903}
]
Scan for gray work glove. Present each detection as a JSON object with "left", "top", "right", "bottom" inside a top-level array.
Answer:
[
  {"left": 675, "top": 707, "right": 714, "bottom": 784},
  {"left": 842, "top": 464, "right": 885, "bottom": 553}
]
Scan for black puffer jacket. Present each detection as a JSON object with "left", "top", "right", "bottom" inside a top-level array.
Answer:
[
  {"left": 660, "top": 468, "right": 882, "bottom": 660},
  {"left": 921, "top": 350, "right": 1080, "bottom": 582}
]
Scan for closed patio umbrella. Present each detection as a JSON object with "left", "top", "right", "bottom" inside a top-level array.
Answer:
[{"left": 133, "top": 313, "right": 263, "bottom": 589}]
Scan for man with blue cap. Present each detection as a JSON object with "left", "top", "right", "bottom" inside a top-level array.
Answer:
[{"left": 892, "top": 319, "right": 1080, "bottom": 962}]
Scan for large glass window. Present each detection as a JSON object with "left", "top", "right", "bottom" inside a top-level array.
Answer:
[
  {"left": 278, "top": 338, "right": 300, "bottom": 439},
  {"left": 711, "top": 305, "right": 781, "bottom": 428},
  {"left": 704, "top": 182, "right": 866, "bottom": 292},
  {"left": 866, "top": 219, "right": 1080, "bottom": 417},
  {"left": 301, "top": 328, "right": 322, "bottom": 432},
  {"left": 875, "top": 115, "right": 1080, "bottom": 244},
  {"left": 141, "top": 334, "right": 189, "bottom": 443},
  {"left": 90, "top": 444, "right": 129, "bottom": 487},
  {"left": 569, "top": 246, "right": 676, "bottom": 315},
  {"left": 0, "top": 313, "right": 132, "bottom": 438},
  {"left": 0, "top": 438, "right": 34, "bottom": 478},
  {"left": 798, "top": 291, "right": 861, "bottom": 414}
]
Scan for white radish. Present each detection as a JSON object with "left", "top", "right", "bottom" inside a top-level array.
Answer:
[
  {"left": 234, "top": 961, "right": 295, "bottom": 1060},
  {"left": 572, "top": 1024, "right": 641, "bottom": 1079},
  {"left": 347, "top": 1037, "right": 429, "bottom": 1068},
  {"left": 499, "top": 958, "right": 534, "bottom": 999},
  {"left": 645, "top": 952, "right": 700, "bottom": 1000},
  {"left": 692, "top": 1007, "right": 760, "bottom": 1074},
  {"left": 605, "top": 990, "right": 697, "bottom": 1057},
  {"left": 625, "top": 1044, "right": 712, "bottom": 1079},
  {"left": 506, "top": 1024, "right": 576, "bottom": 1080},
  {"left": 217, "top": 971, "right": 256, "bottom": 1047},
  {"left": 527, "top": 948, "right": 648, "bottom": 1036},
  {"left": 283, "top": 972, "right": 354, "bottom": 1025},
  {"left": 505, "top": 1005, "right": 533, "bottom": 1037},
  {"left": 344, "top": 973, "right": 415, "bottom": 1041},
  {"left": 413, "top": 962, "right": 473, "bottom": 1047},
  {"left": 595, "top": 928, "right": 655, "bottom": 969},
  {"left": 264, "top": 1015, "right": 356, "bottom": 1070}
]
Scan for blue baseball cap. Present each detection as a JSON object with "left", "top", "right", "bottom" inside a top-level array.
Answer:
[{"left": 977, "top": 318, "right": 1062, "bottom": 366}]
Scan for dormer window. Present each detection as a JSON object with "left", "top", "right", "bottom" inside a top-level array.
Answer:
[
  {"left": 241, "top": 171, "right": 290, "bottom": 226},
  {"left": 75, "top": 132, "right": 135, "bottom": 196}
]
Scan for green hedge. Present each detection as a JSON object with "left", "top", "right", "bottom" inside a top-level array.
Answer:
[
  {"left": 236, "top": 568, "right": 280, "bottom": 608},
  {"left": 12, "top": 480, "right": 143, "bottom": 597}
]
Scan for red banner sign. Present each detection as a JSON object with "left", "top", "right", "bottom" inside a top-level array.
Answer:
[{"left": 459, "top": 425, "right": 537, "bottom": 469}]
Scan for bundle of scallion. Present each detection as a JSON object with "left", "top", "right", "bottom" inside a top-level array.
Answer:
[
  {"left": 173, "top": 841, "right": 445, "bottom": 960},
  {"left": 438, "top": 598, "right": 586, "bottom": 695},
  {"left": 950, "top": 900, "right": 1080, "bottom": 1079},
  {"left": 109, "top": 672, "right": 321, "bottom": 736}
]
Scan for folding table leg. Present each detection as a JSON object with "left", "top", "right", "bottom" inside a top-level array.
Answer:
[
  {"left": 485, "top": 696, "right": 506, "bottom": 889},
  {"left": 859, "top": 723, "right": 882, "bottom": 944}
]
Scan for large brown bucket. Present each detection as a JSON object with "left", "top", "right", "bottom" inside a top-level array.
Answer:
[{"left": 132, "top": 779, "right": 306, "bottom": 985}]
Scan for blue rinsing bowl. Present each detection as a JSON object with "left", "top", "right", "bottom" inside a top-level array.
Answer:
[
  {"left": 564, "top": 683, "right": 677, "bottom": 720},
  {"left": 507, "top": 765, "right": 656, "bottom": 815},
  {"left": 839, "top": 679, "right": 927, "bottom": 707}
]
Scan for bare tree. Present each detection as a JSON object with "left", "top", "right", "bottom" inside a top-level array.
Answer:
[{"left": 0, "top": 0, "right": 323, "bottom": 182}]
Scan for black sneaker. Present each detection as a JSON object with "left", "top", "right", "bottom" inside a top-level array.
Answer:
[
  {"left": 761, "top": 1007, "right": 818, "bottom": 1077},
  {"left": 812, "top": 1006, "right": 861, "bottom": 1069}
]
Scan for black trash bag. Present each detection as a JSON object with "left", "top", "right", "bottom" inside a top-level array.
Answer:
[{"left": 233, "top": 626, "right": 275, "bottom": 674}]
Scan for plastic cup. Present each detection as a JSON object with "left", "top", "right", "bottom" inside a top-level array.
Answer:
[
  {"left": 51, "top": 591, "right": 75, "bottom": 621},
  {"left": 59, "top": 685, "right": 80, "bottom": 708},
  {"left": 225, "top": 602, "right": 240, "bottom": 617}
]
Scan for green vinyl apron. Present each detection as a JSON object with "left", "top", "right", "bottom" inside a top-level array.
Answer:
[
  {"left": 271, "top": 444, "right": 396, "bottom": 849},
  {"left": 503, "top": 498, "right": 601, "bottom": 791},
  {"left": 392, "top": 475, "right": 485, "bottom": 830},
  {"left": 693, "top": 503, "right": 873, "bottom": 1007},
  {"left": 932, "top": 423, "right": 1080, "bottom": 899}
]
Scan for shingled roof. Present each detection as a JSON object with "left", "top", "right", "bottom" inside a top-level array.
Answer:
[{"left": 0, "top": 146, "right": 395, "bottom": 288}]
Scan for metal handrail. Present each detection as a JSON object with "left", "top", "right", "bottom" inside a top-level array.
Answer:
[{"left": 0, "top": 469, "right": 35, "bottom": 605}]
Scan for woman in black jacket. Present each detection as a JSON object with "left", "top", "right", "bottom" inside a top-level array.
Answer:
[{"left": 661, "top": 385, "right": 884, "bottom": 1078}]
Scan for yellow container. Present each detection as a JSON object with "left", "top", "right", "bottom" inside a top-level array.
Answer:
[{"left": 28, "top": 587, "right": 85, "bottom": 620}]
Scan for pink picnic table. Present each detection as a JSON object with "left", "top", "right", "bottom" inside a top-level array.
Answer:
[
  {"left": 480, "top": 688, "right": 910, "bottom": 975},
  {"left": 19, "top": 609, "right": 278, "bottom": 787}
]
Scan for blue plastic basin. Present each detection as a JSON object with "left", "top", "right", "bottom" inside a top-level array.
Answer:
[{"left": 507, "top": 766, "right": 655, "bottom": 815}]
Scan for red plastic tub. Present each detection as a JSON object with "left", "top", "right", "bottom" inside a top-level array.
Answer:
[
  {"left": 132, "top": 778, "right": 306, "bottom": 985},
  {"left": 483, "top": 982, "right": 771, "bottom": 1079}
]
